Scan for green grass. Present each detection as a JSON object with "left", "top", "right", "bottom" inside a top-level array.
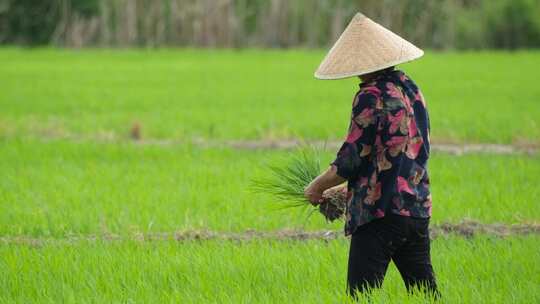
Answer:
[
  {"left": 1, "top": 139, "right": 538, "bottom": 237},
  {"left": 1, "top": 236, "right": 538, "bottom": 303},
  {"left": 1, "top": 48, "right": 539, "bottom": 303},
  {"left": 0, "top": 48, "right": 539, "bottom": 143}
]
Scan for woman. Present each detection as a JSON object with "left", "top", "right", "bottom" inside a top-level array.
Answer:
[{"left": 304, "top": 13, "right": 439, "bottom": 298}]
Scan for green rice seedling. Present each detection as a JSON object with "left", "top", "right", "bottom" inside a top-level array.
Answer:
[
  {"left": 252, "top": 146, "right": 347, "bottom": 221},
  {"left": 1, "top": 236, "right": 539, "bottom": 303},
  {"left": 1, "top": 139, "right": 539, "bottom": 236},
  {"left": 1, "top": 49, "right": 540, "bottom": 143}
]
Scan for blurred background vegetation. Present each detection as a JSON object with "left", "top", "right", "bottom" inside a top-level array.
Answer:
[{"left": 1, "top": 0, "right": 539, "bottom": 49}]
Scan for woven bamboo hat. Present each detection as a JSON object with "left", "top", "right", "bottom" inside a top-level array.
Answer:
[{"left": 315, "top": 13, "right": 424, "bottom": 80}]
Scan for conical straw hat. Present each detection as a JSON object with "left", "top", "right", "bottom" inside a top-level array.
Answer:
[{"left": 315, "top": 13, "right": 424, "bottom": 80}]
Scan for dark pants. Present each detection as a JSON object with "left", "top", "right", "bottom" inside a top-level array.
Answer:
[{"left": 347, "top": 213, "right": 439, "bottom": 299}]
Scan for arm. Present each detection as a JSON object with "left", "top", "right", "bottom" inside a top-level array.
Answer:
[{"left": 304, "top": 88, "right": 380, "bottom": 205}]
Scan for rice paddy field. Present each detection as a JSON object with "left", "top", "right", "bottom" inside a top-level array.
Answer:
[{"left": 1, "top": 49, "right": 539, "bottom": 303}]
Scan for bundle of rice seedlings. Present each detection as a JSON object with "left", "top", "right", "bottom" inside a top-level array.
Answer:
[{"left": 252, "top": 147, "right": 347, "bottom": 222}]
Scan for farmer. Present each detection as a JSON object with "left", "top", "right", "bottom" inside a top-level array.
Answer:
[{"left": 304, "top": 13, "right": 439, "bottom": 299}]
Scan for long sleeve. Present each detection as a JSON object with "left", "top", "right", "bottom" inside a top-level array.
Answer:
[{"left": 331, "top": 88, "right": 380, "bottom": 180}]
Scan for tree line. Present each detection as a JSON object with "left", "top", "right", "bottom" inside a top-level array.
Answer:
[{"left": 1, "top": 0, "right": 539, "bottom": 49}]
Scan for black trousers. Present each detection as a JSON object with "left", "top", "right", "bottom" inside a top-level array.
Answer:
[{"left": 347, "top": 213, "right": 439, "bottom": 299}]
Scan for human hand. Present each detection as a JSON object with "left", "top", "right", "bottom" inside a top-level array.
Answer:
[{"left": 304, "top": 181, "right": 324, "bottom": 206}]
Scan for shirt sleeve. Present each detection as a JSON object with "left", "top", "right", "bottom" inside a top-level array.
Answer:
[{"left": 331, "top": 88, "right": 380, "bottom": 180}]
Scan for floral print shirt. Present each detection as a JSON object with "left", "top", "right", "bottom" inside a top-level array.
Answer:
[{"left": 331, "top": 69, "right": 432, "bottom": 236}]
